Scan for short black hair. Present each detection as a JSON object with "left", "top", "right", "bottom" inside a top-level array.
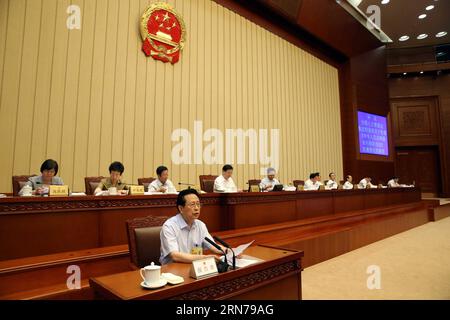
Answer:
[
  {"left": 109, "top": 161, "right": 124, "bottom": 174},
  {"left": 177, "top": 188, "right": 200, "bottom": 209},
  {"left": 40, "top": 159, "right": 59, "bottom": 175},
  {"left": 156, "top": 165, "right": 168, "bottom": 176},
  {"left": 329, "top": 172, "right": 335, "bottom": 178},
  {"left": 222, "top": 164, "right": 233, "bottom": 172},
  {"left": 309, "top": 172, "right": 320, "bottom": 179}
]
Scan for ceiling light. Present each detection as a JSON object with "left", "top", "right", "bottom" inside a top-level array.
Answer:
[
  {"left": 418, "top": 14, "right": 427, "bottom": 19},
  {"left": 399, "top": 35, "right": 410, "bottom": 41},
  {"left": 425, "top": 5, "right": 434, "bottom": 10},
  {"left": 403, "top": 72, "right": 407, "bottom": 75},
  {"left": 420, "top": 71, "right": 424, "bottom": 74},
  {"left": 436, "top": 31, "right": 448, "bottom": 38},
  {"left": 381, "top": 0, "right": 390, "bottom": 4},
  {"left": 417, "top": 33, "right": 428, "bottom": 39}
]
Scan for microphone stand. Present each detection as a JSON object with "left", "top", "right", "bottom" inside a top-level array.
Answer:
[
  {"left": 204, "top": 237, "right": 229, "bottom": 273},
  {"left": 213, "top": 236, "right": 236, "bottom": 270},
  {"left": 178, "top": 182, "right": 195, "bottom": 189}
]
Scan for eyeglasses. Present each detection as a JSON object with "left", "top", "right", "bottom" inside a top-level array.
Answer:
[{"left": 186, "top": 202, "right": 202, "bottom": 208}]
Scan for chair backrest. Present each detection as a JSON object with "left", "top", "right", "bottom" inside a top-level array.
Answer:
[
  {"left": 137, "top": 177, "right": 156, "bottom": 192},
  {"left": 199, "top": 175, "right": 218, "bottom": 193},
  {"left": 339, "top": 180, "right": 345, "bottom": 185},
  {"left": 12, "top": 175, "right": 37, "bottom": 196},
  {"left": 84, "top": 176, "right": 105, "bottom": 195},
  {"left": 293, "top": 180, "right": 305, "bottom": 188},
  {"left": 247, "top": 179, "right": 261, "bottom": 192},
  {"left": 125, "top": 215, "right": 169, "bottom": 268}
]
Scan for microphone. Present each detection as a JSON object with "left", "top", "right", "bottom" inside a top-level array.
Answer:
[
  {"left": 204, "top": 237, "right": 228, "bottom": 273},
  {"left": 213, "top": 235, "right": 236, "bottom": 270},
  {"left": 178, "top": 182, "right": 195, "bottom": 189}
]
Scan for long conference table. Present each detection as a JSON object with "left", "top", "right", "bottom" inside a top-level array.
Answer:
[{"left": 0, "top": 188, "right": 421, "bottom": 261}]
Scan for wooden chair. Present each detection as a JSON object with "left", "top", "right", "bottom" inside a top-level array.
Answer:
[
  {"left": 247, "top": 179, "right": 261, "bottom": 192},
  {"left": 199, "top": 175, "right": 218, "bottom": 193},
  {"left": 137, "top": 177, "right": 156, "bottom": 192},
  {"left": 125, "top": 215, "right": 169, "bottom": 269},
  {"left": 84, "top": 176, "right": 105, "bottom": 195},
  {"left": 339, "top": 180, "right": 345, "bottom": 185},
  {"left": 293, "top": 180, "right": 305, "bottom": 188},
  {"left": 12, "top": 175, "right": 37, "bottom": 196}
]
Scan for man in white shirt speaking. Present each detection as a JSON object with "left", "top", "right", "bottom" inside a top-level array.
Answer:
[
  {"left": 160, "top": 189, "right": 224, "bottom": 265},
  {"left": 148, "top": 165, "right": 178, "bottom": 193},
  {"left": 214, "top": 164, "right": 238, "bottom": 193},
  {"left": 260, "top": 167, "right": 281, "bottom": 191}
]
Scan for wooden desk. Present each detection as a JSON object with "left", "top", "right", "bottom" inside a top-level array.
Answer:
[
  {"left": 89, "top": 245, "right": 303, "bottom": 300},
  {"left": 0, "top": 188, "right": 421, "bottom": 260}
]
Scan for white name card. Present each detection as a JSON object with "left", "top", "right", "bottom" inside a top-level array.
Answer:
[{"left": 189, "top": 257, "right": 218, "bottom": 279}]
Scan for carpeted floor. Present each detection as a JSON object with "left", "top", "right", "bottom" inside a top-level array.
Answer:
[{"left": 302, "top": 217, "right": 450, "bottom": 300}]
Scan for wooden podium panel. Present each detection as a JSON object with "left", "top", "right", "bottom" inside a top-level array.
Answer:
[{"left": 89, "top": 245, "right": 303, "bottom": 300}]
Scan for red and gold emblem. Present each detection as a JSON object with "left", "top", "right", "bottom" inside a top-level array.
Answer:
[{"left": 140, "top": 2, "right": 186, "bottom": 64}]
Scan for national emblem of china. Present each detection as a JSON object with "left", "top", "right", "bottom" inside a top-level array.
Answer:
[{"left": 140, "top": 2, "right": 186, "bottom": 64}]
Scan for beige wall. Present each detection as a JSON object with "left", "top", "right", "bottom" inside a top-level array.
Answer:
[{"left": 0, "top": 0, "right": 342, "bottom": 193}]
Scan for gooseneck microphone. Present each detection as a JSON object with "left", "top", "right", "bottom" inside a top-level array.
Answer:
[
  {"left": 178, "top": 182, "right": 195, "bottom": 189},
  {"left": 204, "top": 237, "right": 229, "bottom": 273},
  {"left": 213, "top": 235, "right": 236, "bottom": 270}
]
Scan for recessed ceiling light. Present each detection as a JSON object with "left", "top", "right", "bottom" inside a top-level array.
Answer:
[
  {"left": 420, "top": 71, "right": 424, "bottom": 74},
  {"left": 399, "top": 35, "right": 410, "bottom": 41},
  {"left": 381, "top": 0, "right": 390, "bottom": 4},
  {"left": 417, "top": 33, "right": 428, "bottom": 39},
  {"left": 403, "top": 72, "right": 407, "bottom": 75},
  {"left": 436, "top": 31, "right": 448, "bottom": 38},
  {"left": 426, "top": 5, "right": 434, "bottom": 10},
  {"left": 418, "top": 14, "right": 427, "bottom": 19}
]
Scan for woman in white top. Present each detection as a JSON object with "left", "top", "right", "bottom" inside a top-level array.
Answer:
[
  {"left": 343, "top": 175, "right": 354, "bottom": 190},
  {"left": 326, "top": 172, "right": 338, "bottom": 190},
  {"left": 214, "top": 164, "right": 238, "bottom": 193}
]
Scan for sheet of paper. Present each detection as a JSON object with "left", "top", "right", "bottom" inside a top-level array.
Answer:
[
  {"left": 234, "top": 258, "right": 260, "bottom": 268},
  {"left": 225, "top": 240, "right": 254, "bottom": 265}
]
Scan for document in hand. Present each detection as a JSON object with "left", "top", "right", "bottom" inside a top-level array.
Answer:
[{"left": 225, "top": 241, "right": 262, "bottom": 268}]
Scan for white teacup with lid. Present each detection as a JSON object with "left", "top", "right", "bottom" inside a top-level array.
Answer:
[
  {"left": 21, "top": 185, "right": 33, "bottom": 196},
  {"left": 140, "top": 262, "right": 161, "bottom": 286}
]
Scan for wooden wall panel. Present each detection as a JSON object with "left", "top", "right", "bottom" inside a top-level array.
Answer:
[
  {"left": 0, "top": 0, "right": 342, "bottom": 193},
  {"left": 389, "top": 74, "right": 450, "bottom": 197}
]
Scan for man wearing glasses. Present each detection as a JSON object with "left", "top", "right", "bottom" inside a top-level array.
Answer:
[{"left": 159, "top": 189, "right": 225, "bottom": 265}]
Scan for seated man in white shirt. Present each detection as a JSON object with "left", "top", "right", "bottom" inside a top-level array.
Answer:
[
  {"left": 387, "top": 176, "right": 400, "bottom": 188},
  {"left": 214, "top": 164, "right": 239, "bottom": 193},
  {"left": 358, "top": 177, "right": 377, "bottom": 189},
  {"left": 148, "top": 165, "right": 177, "bottom": 193},
  {"left": 343, "top": 175, "right": 354, "bottom": 190},
  {"left": 160, "top": 189, "right": 225, "bottom": 265},
  {"left": 326, "top": 172, "right": 338, "bottom": 190},
  {"left": 259, "top": 167, "right": 281, "bottom": 191},
  {"left": 304, "top": 172, "right": 320, "bottom": 191}
]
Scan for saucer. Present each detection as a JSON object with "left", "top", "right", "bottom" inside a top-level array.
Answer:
[{"left": 140, "top": 279, "right": 167, "bottom": 289}]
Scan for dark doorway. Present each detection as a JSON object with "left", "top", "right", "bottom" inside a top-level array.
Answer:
[{"left": 395, "top": 146, "right": 441, "bottom": 196}]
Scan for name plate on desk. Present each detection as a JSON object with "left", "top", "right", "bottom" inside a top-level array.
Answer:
[
  {"left": 249, "top": 185, "right": 260, "bottom": 193},
  {"left": 49, "top": 185, "right": 69, "bottom": 197},
  {"left": 297, "top": 185, "right": 304, "bottom": 191},
  {"left": 189, "top": 257, "right": 218, "bottom": 279},
  {"left": 129, "top": 185, "right": 145, "bottom": 195}
]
